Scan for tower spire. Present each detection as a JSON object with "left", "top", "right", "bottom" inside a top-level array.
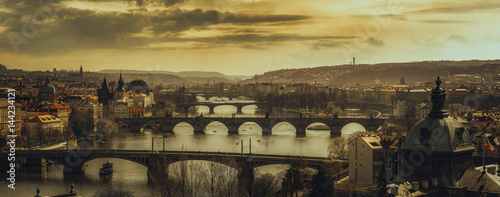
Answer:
[
  {"left": 102, "top": 77, "right": 108, "bottom": 90},
  {"left": 428, "top": 76, "right": 447, "bottom": 118}
]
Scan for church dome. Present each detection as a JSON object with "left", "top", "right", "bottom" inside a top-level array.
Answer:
[
  {"left": 402, "top": 77, "right": 474, "bottom": 153},
  {"left": 403, "top": 116, "right": 474, "bottom": 152},
  {"left": 128, "top": 78, "right": 151, "bottom": 94},
  {"left": 39, "top": 78, "right": 56, "bottom": 94}
]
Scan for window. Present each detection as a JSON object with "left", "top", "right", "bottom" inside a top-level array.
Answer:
[{"left": 420, "top": 127, "right": 431, "bottom": 145}]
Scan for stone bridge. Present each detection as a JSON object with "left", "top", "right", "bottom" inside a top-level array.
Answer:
[
  {"left": 189, "top": 92, "right": 249, "bottom": 101},
  {"left": 176, "top": 102, "right": 268, "bottom": 114},
  {"left": 117, "top": 117, "right": 387, "bottom": 136}
]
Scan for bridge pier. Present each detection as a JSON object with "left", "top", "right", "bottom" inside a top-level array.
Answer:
[
  {"left": 330, "top": 126, "right": 342, "bottom": 137},
  {"left": 227, "top": 125, "right": 239, "bottom": 134},
  {"left": 193, "top": 126, "right": 206, "bottom": 134},
  {"left": 209, "top": 106, "right": 215, "bottom": 114},
  {"left": 262, "top": 128, "right": 272, "bottom": 135},
  {"left": 296, "top": 127, "right": 306, "bottom": 137},
  {"left": 236, "top": 106, "right": 243, "bottom": 114},
  {"left": 237, "top": 157, "right": 254, "bottom": 195}
]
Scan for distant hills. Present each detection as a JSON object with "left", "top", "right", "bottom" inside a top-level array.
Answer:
[
  {"left": 241, "top": 60, "right": 500, "bottom": 85},
  {"left": 99, "top": 69, "right": 252, "bottom": 83}
]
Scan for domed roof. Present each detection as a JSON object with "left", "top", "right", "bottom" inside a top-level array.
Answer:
[
  {"left": 127, "top": 79, "right": 151, "bottom": 94},
  {"left": 402, "top": 77, "right": 474, "bottom": 153},
  {"left": 402, "top": 117, "right": 474, "bottom": 152},
  {"left": 39, "top": 78, "right": 56, "bottom": 94}
]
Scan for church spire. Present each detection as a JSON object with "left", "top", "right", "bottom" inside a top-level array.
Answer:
[
  {"left": 102, "top": 77, "right": 108, "bottom": 90},
  {"left": 118, "top": 71, "right": 124, "bottom": 90},
  {"left": 428, "top": 76, "right": 448, "bottom": 118}
]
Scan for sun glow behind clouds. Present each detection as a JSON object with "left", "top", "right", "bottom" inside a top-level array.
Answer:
[{"left": 64, "top": 1, "right": 130, "bottom": 12}]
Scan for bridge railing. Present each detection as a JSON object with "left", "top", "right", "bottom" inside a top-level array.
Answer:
[{"left": 10, "top": 149, "right": 329, "bottom": 160}]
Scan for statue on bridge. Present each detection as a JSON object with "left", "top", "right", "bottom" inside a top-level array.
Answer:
[{"left": 265, "top": 111, "right": 269, "bottom": 119}]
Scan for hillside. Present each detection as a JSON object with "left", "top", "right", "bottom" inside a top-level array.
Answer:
[{"left": 241, "top": 60, "right": 500, "bottom": 85}]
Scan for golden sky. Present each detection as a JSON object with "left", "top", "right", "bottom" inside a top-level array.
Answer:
[{"left": 1, "top": 0, "right": 499, "bottom": 75}]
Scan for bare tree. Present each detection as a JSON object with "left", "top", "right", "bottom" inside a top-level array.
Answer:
[
  {"left": 207, "top": 158, "right": 226, "bottom": 197},
  {"left": 252, "top": 173, "right": 280, "bottom": 197},
  {"left": 149, "top": 157, "right": 176, "bottom": 197},
  {"left": 220, "top": 155, "right": 239, "bottom": 197},
  {"left": 327, "top": 137, "right": 349, "bottom": 159}
]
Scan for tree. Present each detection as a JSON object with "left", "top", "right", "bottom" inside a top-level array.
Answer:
[
  {"left": 324, "top": 102, "right": 342, "bottom": 117},
  {"left": 327, "top": 137, "right": 349, "bottom": 159},
  {"left": 96, "top": 118, "right": 118, "bottom": 135},
  {"left": 252, "top": 173, "right": 280, "bottom": 197},
  {"left": 281, "top": 158, "right": 309, "bottom": 197},
  {"left": 149, "top": 157, "right": 177, "bottom": 197},
  {"left": 308, "top": 162, "right": 342, "bottom": 197},
  {"left": 93, "top": 189, "right": 134, "bottom": 197},
  {"left": 207, "top": 158, "right": 226, "bottom": 197}
]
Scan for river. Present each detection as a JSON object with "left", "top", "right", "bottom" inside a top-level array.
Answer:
[{"left": 1, "top": 97, "right": 383, "bottom": 196}]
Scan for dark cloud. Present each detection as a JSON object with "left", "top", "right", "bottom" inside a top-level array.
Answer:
[
  {"left": 164, "top": 0, "right": 184, "bottom": 7},
  {"left": 0, "top": 0, "right": 335, "bottom": 54},
  {"left": 136, "top": 0, "right": 144, "bottom": 6},
  {"left": 149, "top": 9, "right": 310, "bottom": 34},
  {"left": 366, "top": 37, "right": 384, "bottom": 47},
  {"left": 310, "top": 40, "right": 346, "bottom": 50}
]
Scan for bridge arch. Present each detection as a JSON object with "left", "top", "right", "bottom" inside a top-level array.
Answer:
[
  {"left": 213, "top": 105, "right": 237, "bottom": 114},
  {"left": 271, "top": 122, "right": 297, "bottom": 135},
  {"left": 340, "top": 122, "right": 367, "bottom": 137},
  {"left": 141, "top": 120, "right": 161, "bottom": 130},
  {"left": 305, "top": 122, "right": 331, "bottom": 136},
  {"left": 238, "top": 122, "right": 263, "bottom": 135},
  {"left": 205, "top": 121, "right": 229, "bottom": 134},
  {"left": 173, "top": 122, "right": 195, "bottom": 134},
  {"left": 117, "top": 121, "right": 130, "bottom": 129}
]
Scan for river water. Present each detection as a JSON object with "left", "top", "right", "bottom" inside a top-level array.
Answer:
[{"left": 2, "top": 97, "right": 382, "bottom": 196}]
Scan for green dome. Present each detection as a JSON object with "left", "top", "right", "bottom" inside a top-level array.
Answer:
[
  {"left": 402, "top": 117, "right": 474, "bottom": 153},
  {"left": 39, "top": 78, "right": 56, "bottom": 94}
]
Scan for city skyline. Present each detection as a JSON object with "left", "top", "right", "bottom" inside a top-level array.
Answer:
[{"left": 1, "top": 0, "right": 499, "bottom": 75}]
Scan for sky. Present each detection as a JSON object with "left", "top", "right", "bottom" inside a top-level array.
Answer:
[{"left": 0, "top": 0, "right": 499, "bottom": 75}]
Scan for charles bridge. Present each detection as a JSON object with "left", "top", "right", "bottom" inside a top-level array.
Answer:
[{"left": 117, "top": 116, "right": 388, "bottom": 136}]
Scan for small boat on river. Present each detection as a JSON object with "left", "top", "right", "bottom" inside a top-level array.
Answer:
[{"left": 99, "top": 161, "right": 113, "bottom": 176}]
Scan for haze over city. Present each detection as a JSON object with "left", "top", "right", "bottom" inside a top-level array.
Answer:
[
  {"left": 2, "top": 0, "right": 500, "bottom": 196},
  {"left": 1, "top": 0, "right": 499, "bottom": 75}
]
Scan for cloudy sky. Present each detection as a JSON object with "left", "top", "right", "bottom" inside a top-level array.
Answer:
[{"left": 0, "top": 0, "right": 499, "bottom": 75}]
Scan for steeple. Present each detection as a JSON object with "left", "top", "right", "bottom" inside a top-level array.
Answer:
[
  {"left": 102, "top": 77, "right": 108, "bottom": 90},
  {"left": 80, "top": 65, "right": 83, "bottom": 75},
  {"left": 428, "top": 76, "right": 448, "bottom": 118},
  {"left": 118, "top": 71, "right": 124, "bottom": 90}
]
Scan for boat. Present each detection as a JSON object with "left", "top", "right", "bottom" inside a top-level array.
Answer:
[{"left": 99, "top": 161, "right": 113, "bottom": 176}]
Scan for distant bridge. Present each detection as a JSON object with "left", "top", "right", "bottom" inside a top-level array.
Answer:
[
  {"left": 187, "top": 92, "right": 249, "bottom": 100},
  {"left": 176, "top": 102, "right": 268, "bottom": 114},
  {"left": 117, "top": 117, "right": 387, "bottom": 136}
]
